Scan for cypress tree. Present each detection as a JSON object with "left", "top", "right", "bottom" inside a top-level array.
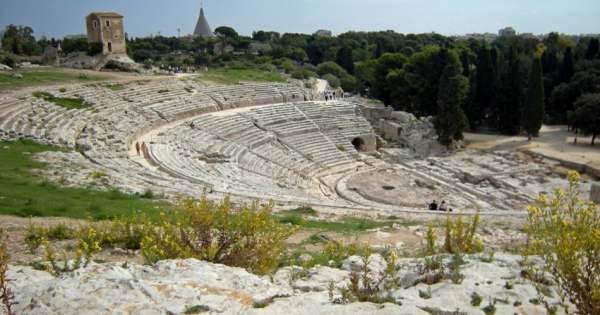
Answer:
[
  {"left": 523, "top": 56, "right": 545, "bottom": 140},
  {"left": 435, "top": 49, "right": 469, "bottom": 146},
  {"left": 336, "top": 47, "right": 355, "bottom": 74},
  {"left": 472, "top": 47, "right": 496, "bottom": 129},
  {"left": 497, "top": 47, "right": 522, "bottom": 135},
  {"left": 585, "top": 38, "right": 599, "bottom": 59},
  {"left": 558, "top": 47, "right": 574, "bottom": 84}
]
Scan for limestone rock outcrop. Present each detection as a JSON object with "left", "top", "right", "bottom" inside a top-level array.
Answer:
[
  {"left": 11, "top": 259, "right": 291, "bottom": 315},
  {"left": 8, "top": 253, "right": 570, "bottom": 314}
]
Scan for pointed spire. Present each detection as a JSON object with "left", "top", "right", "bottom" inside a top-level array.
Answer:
[{"left": 194, "top": 1, "right": 214, "bottom": 38}]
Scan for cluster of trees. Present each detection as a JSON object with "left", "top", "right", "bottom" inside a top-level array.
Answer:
[
  {"left": 355, "top": 33, "right": 600, "bottom": 143},
  {"left": 1, "top": 25, "right": 40, "bottom": 56},
  {"left": 1, "top": 24, "right": 105, "bottom": 58}
]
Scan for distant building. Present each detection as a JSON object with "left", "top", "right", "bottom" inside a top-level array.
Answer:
[
  {"left": 193, "top": 4, "right": 214, "bottom": 38},
  {"left": 314, "top": 29, "right": 333, "bottom": 37},
  {"left": 86, "top": 12, "right": 127, "bottom": 55},
  {"left": 499, "top": 27, "right": 517, "bottom": 38}
]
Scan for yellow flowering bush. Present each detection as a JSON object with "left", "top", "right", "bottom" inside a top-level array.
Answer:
[
  {"left": 0, "top": 230, "right": 16, "bottom": 315},
  {"left": 42, "top": 226, "right": 102, "bottom": 275},
  {"left": 140, "top": 195, "right": 295, "bottom": 274},
  {"left": 424, "top": 223, "right": 437, "bottom": 255},
  {"left": 443, "top": 212, "right": 483, "bottom": 254},
  {"left": 524, "top": 170, "right": 599, "bottom": 314}
]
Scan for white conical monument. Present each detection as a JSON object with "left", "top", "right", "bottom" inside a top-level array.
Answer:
[{"left": 193, "top": 1, "right": 214, "bottom": 38}]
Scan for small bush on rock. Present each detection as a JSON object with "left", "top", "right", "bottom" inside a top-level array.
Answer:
[
  {"left": 0, "top": 230, "right": 16, "bottom": 315},
  {"left": 25, "top": 221, "right": 45, "bottom": 253},
  {"left": 42, "top": 226, "right": 101, "bottom": 275},
  {"left": 524, "top": 171, "right": 600, "bottom": 315},
  {"left": 424, "top": 223, "right": 437, "bottom": 255},
  {"left": 471, "top": 292, "right": 482, "bottom": 306},
  {"left": 340, "top": 247, "right": 396, "bottom": 304},
  {"left": 140, "top": 195, "right": 295, "bottom": 274}
]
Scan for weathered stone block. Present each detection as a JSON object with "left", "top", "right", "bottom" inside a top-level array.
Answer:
[{"left": 591, "top": 182, "right": 600, "bottom": 204}]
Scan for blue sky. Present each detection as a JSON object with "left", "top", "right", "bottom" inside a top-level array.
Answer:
[{"left": 1, "top": 0, "right": 599, "bottom": 39}]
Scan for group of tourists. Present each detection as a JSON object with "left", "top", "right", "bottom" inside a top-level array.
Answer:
[
  {"left": 428, "top": 200, "right": 453, "bottom": 212},
  {"left": 135, "top": 141, "right": 148, "bottom": 158},
  {"left": 324, "top": 90, "right": 344, "bottom": 101}
]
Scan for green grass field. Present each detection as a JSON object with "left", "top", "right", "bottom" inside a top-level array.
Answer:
[
  {"left": 195, "top": 68, "right": 285, "bottom": 85},
  {"left": 276, "top": 208, "right": 399, "bottom": 233},
  {"left": 0, "top": 68, "right": 108, "bottom": 91},
  {"left": 32, "top": 91, "right": 89, "bottom": 109},
  {"left": 0, "top": 140, "right": 168, "bottom": 220}
]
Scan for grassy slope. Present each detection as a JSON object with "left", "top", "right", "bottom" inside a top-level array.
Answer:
[
  {"left": 0, "top": 140, "right": 167, "bottom": 220},
  {"left": 0, "top": 68, "right": 107, "bottom": 91},
  {"left": 276, "top": 208, "right": 404, "bottom": 233},
  {"left": 195, "top": 68, "right": 285, "bottom": 85}
]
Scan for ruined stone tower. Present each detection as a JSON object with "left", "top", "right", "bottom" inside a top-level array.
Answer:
[{"left": 86, "top": 12, "right": 127, "bottom": 55}]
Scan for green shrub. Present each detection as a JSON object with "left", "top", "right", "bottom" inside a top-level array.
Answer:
[
  {"left": 322, "top": 74, "right": 341, "bottom": 89},
  {"left": 46, "top": 223, "right": 74, "bottom": 240},
  {"left": 281, "top": 59, "right": 296, "bottom": 73},
  {"left": 25, "top": 222, "right": 45, "bottom": 253},
  {"left": 90, "top": 171, "right": 107, "bottom": 179},
  {"left": 1, "top": 54, "right": 16, "bottom": 68},
  {"left": 140, "top": 196, "right": 295, "bottom": 274},
  {"left": 87, "top": 42, "right": 103, "bottom": 56},
  {"left": 317, "top": 61, "right": 348, "bottom": 78},
  {"left": 291, "top": 69, "right": 305, "bottom": 80},
  {"left": 524, "top": 171, "right": 599, "bottom": 315},
  {"left": 482, "top": 301, "right": 496, "bottom": 315},
  {"left": 101, "top": 213, "right": 148, "bottom": 250},
  {"left": 141, "top": 189, "right": 154, "bottom": 199},
  {"left": 471, "top": 292, "right": 483, "bottom": 306},
  {"left": 340, "top": 74, "right": 358, "bottom": 92}
]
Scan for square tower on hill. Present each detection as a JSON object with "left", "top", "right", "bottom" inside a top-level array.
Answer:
[{"left": 86, "top": 12, "right": 127, "bottom": 55}]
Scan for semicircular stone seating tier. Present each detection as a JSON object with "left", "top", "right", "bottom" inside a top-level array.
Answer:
[{"left": 0, "top": 78, "right": 377, "bottom": 207}]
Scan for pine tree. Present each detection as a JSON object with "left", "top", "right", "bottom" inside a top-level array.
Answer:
[
  {"left": 523, "top": 56, "right": 545, "bottom": 140},
  {"left": 497, "top": 47, "right": 522, "bottom": 135},
  {"left": 435, "top": 49, "right": 469, "bottom": 146},
  {"left": 558, "top": 47, "right": 574, "bottom": 84}
]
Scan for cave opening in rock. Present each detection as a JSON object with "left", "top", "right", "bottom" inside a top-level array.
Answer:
[{"left": 352, "top": 137, "right": 365, "bottom": 151}]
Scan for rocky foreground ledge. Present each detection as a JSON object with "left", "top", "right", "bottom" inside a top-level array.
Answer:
[{"left": 9, "top": 253, "right": 564, "bottom": 315}]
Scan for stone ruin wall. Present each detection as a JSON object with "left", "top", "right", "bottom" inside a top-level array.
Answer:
[{"left": 357, "top": 101, "right": 445, "bottom": 157}]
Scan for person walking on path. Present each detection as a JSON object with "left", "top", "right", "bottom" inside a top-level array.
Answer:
[{"left": 135, "top": 142, "right": 141, "bottom": 156}]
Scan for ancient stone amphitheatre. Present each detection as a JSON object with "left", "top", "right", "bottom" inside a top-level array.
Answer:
[
  {"left": 1, "top": 68, "right": 598, "bottom": 314},
  {"left": 1, "top": 76, "right": 592, "bottom": 217},
  {"left": 2, "top": 3, "right": 600, "bottom": 314}
]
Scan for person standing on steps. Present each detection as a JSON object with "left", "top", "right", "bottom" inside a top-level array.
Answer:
[
  {"left": 135, "top": 142, "right": 140, "bottom": 156},
  {"left": 141, "top": 141, "right": 148, "bottom": 158}
]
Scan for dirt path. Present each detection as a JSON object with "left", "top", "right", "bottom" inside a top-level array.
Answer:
[{"left": 465, "top": 125, "right": 600, "bottom": 177}]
